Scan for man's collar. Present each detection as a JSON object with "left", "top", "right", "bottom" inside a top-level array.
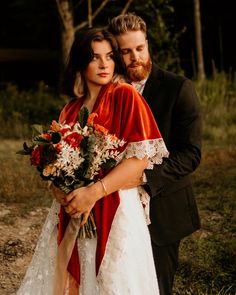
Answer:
[{"left": 131, "top": 78, "right": 148, "bottom": 94}]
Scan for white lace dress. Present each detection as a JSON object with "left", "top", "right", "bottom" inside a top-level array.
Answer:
[
  {"left": 16, "top": 138, "right": 169, "bottom": 295},
  {"left": 16, "top": 186, "right": 159, "bottom": 295}
]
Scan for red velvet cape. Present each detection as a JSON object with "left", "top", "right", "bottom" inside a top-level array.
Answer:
[{"left": 58, "top": 82, "right": 162, "bottom": 285}]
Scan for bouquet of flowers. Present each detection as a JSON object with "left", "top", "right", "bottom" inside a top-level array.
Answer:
[{"left": 17, "top": 107, "right": 125, "bottom": 238}]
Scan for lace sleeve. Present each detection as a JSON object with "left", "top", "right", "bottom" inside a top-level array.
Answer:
[{"left": 123, "top": 138, "right": 169, "bottom": 169}]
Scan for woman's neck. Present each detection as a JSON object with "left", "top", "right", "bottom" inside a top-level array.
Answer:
[{"left": 83, "top": 84, "right": 102, "bottom": 113}]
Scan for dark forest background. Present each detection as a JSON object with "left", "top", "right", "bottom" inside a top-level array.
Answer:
[{"left": 0, "top": 0, "right": 235, "bottom": 88}]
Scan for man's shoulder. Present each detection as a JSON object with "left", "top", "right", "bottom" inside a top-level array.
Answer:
[{"left": 150, "top": 64, "right": 187, "bottom": 84}]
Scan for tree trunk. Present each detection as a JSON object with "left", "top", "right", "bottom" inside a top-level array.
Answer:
[
  {"left": 194, "top": 0, "right": 205, "bottom": 81},
  {"left": 88, "top": 0, "right": 93, "bottom": 28},
  {"left": 56, "top": 0, "right": 112, "bottom": 64},
  {"left": 61, "top": 28, "right": 74, "bottom": 65},
  {"left": 56, "top": 0, "right": 75, "bottom": 65}
]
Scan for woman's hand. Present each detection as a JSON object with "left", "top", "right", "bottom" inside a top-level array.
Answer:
[
  {"left": 64, "top": 185, "right": 100, "bottom": 227},
  {"left": 50, "top": 183, "right": 68, "bottom": 206},
  {"left": 62, "top": 156, "right": 148, "bottom": 226}
]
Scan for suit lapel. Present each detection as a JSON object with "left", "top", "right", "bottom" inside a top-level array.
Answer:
[{"left": 142, "top": 65, "right": 163, "bottom": 106}]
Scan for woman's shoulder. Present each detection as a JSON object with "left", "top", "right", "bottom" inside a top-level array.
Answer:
[
  {"left": 113, "top": 81, "right": 136, "bottom": 92},
  {"left": 112, "top": 82, "right": 141, "bottom": 101},
  {"left": 64, "top": 97, "right": 80, "bottom": 107},
  {"left": 61, "top": 97, "right": 82, "bottom": 113}
]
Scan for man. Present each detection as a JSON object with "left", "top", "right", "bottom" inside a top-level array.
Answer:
[{"left": 108, "top": 13, "right": 202, "bottom": 295}]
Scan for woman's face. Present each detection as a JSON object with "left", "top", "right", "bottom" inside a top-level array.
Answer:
[{"left": 84, "top": 40, "right": 115, "bottom": 88}]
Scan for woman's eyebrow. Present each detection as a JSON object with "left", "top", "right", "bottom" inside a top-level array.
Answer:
[{"left": 93, "top": 50, "right": 113, "bottom": 55}]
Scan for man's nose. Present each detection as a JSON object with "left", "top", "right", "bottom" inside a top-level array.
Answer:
[{"left": 130, "top": 50, "right": 139, "bottom": 61}]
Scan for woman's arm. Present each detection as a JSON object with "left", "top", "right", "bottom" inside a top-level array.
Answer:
[{"left": 64, "top": 156, "right": 148, "bottom": 226}]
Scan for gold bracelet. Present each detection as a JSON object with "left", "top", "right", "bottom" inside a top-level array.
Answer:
[{"left": 99, "top": 179, "right": 108, "bottom": 196}]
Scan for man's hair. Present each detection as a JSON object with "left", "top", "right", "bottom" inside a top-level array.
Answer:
[{"left": 108, "top": 13, "right": 147, "bottom": 36}]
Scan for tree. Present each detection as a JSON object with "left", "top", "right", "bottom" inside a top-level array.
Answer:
[
  {"left": 193, "top": 0, "right": 205, "bottom": 81},
  {"left": 55, "top": 0, "right": 134, "bottom": 65},
  {"left": 55, "top": 0, "right": 74, "bottom": 65}
]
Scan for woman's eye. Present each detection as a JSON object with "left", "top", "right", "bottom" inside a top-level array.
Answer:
[
  {"left": 107, "top": 54, "right": 113, "bottom": 60},
  {"left": 92, "top": 55, "right": 98, "bottom": 60}
]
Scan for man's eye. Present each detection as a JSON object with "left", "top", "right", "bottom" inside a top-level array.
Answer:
[
  {"left": 137, "top": 47, "right": 144, "bottom": 52},
  {"left": 121, "top": 49, "right": 129, "bottom": 55},
  {"left": 92, "top": 55, "right": 98, "bottom": 60}
]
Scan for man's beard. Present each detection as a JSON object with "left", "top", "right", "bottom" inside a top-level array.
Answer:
[{"left": 127, "top": 58, "right": 152, "bottom": 82}]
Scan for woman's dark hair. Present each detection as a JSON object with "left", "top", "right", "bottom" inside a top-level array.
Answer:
[{"left": 62, "top": 27, "right": 125, "bottom": 97}]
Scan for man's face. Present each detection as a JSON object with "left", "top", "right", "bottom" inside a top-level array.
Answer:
[{"left": 116, "top": 30, "right": 152, "bottom": 82}]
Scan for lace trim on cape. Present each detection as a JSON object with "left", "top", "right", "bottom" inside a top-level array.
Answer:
[{"left": 117, "top": 138, "right": 169, "bottom": 169}]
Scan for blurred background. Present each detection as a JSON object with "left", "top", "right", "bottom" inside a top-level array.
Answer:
[
  {"left": 0, "top": 1, "right": 235, "bottom": 294},
  {"left": 0, "top": 0, "right": 235, "bottom": 88}
]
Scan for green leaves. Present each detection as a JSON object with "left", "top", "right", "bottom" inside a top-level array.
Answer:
[
  {"left": 16, "top": 142, "right": 33, "bottom": 155},
  {"left": 31, "top": 124, "right": 50, "bottom": 145},
  {"left": 78, "top": 107, "right": 89, "bottom": 128},
  {"left": 101, "top": 158, "right": 117, "bottom": 169},
  {"left": 33, "top": 136, "right": 50, "bottom": 145},
  {"left": 32, "top": 124, "right": 44, "bottom": 135}
]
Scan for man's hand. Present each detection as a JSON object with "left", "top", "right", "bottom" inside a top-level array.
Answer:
[{"left": 121, "top": 171, "right": 145, "bottom": 189}]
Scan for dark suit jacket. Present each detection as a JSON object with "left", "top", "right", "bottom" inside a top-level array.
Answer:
[{"left": 143, "top": 65, "right": 201, "bottom": 246}]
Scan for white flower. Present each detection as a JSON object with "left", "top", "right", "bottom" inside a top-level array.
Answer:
[{"left": 54, "top": 142, "right": 84, "bottom": 177}]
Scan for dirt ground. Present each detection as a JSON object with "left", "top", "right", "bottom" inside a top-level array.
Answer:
[{"left": 0, "top": 203, "right": 49, "bottom": 295}]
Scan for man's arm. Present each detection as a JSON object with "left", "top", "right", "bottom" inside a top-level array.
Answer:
[{"left": 145, "top": 79, "right": 202, "bottom": 196}]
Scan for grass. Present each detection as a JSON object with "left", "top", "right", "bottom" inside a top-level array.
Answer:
[
  {"left": 0, "top": 139, "right": 52, "bottom": 215},
  {"left": 195, "top": 71, "right": 236, "bottom": 146},
  {"left": 173, "top": 145, "right": 236, "bottom": 294}
]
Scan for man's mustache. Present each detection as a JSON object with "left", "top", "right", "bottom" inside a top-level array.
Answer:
[{"left": 127, "top": 62, "right": 144, "bottom": 68}]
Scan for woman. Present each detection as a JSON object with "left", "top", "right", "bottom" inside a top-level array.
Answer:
[{"left": 17, "top": 28, "right": 168, "bottom": 295}]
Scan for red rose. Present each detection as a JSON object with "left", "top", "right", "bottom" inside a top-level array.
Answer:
[
  {"left": 59, "top": 128, "right": 71, "bottom": 135},
  {"left": 64, "top": 132, "right": 83, "bottom": 148},
  {"left": 55, "top": 143, "right": 62, "bottom": 153},
  {"left": 30, "top": 146, "right": 43, "bottom": 166}
]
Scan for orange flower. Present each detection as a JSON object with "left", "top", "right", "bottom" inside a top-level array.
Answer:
[
  {"left": 50, "top": 120, "right": 61, "bottom": 132},
  {"left": 110, "top": 134, "right": 118, "bottom": 141},
  {"left": 88, "top": 113, "right": 98, "bottom": 125},
  {"left": 94, "top": 124, "right": 108, "bottom": 135}
]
